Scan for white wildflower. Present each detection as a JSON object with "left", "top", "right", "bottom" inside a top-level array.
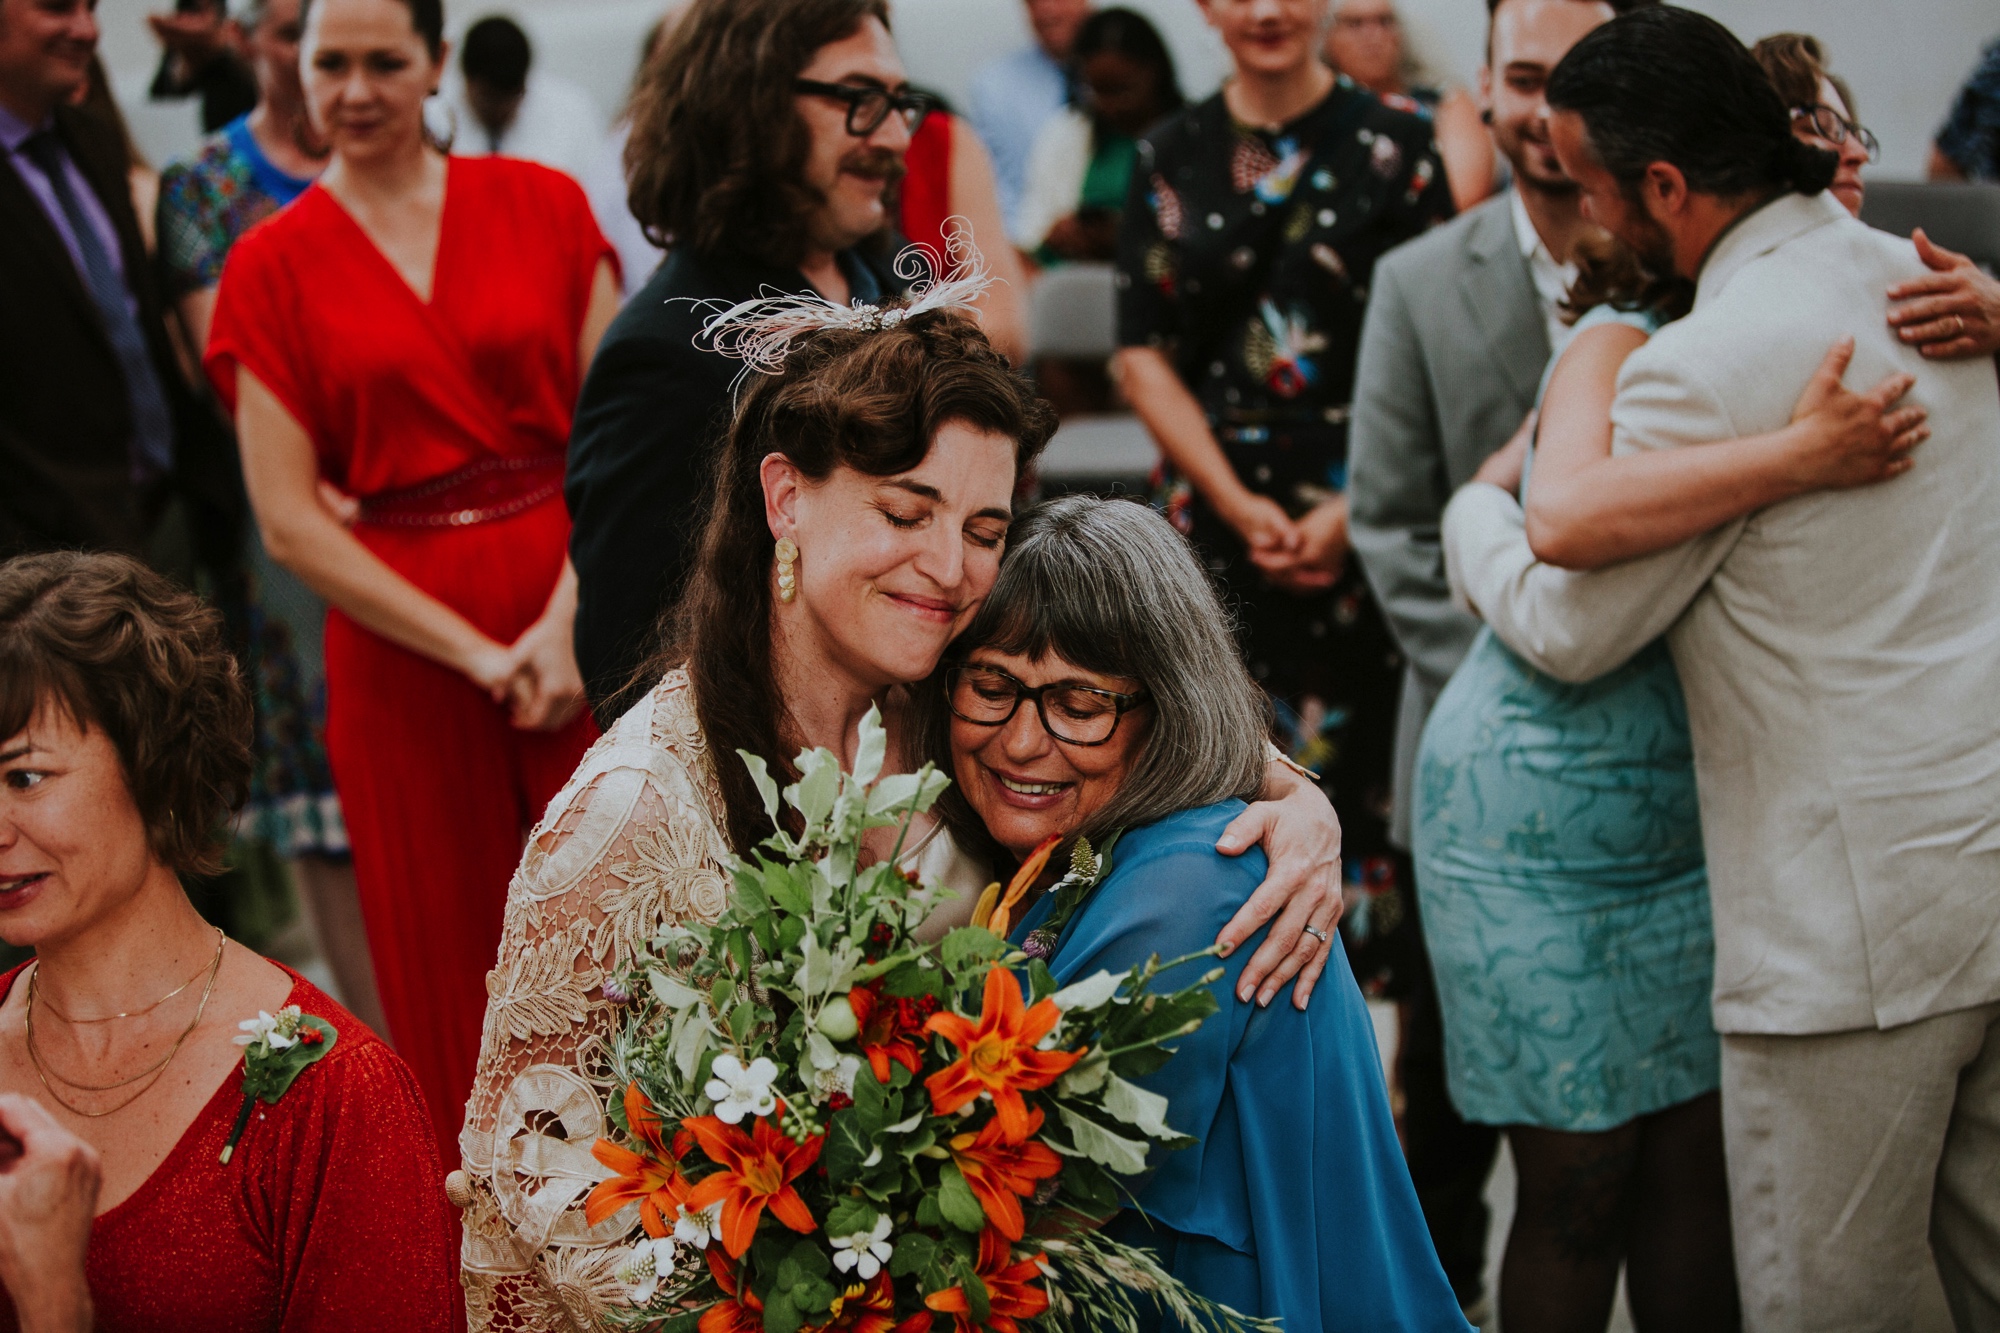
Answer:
[
  {"left": 617, "top": 1236, "right": 679, "bottom": 1305},
  {"left": 233, "top": 1006, "right": 302, "bottom": 1049},
  {"left": 703, "top": 1055, "right": 779, "bottom": 1124},
  {"left": 673, "top": 1202, "right": 723, "bottom": 1250},
  {"left": 829, "top": 1214, "right": 895, "bottom": 1280},
  {"left": 809, "top": 1053, "right": 862, "bottom": 1103}
]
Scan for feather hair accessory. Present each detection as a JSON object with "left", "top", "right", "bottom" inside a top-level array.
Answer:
[{"left": 694, "top": 218, "right": 997, "bottom": 381}]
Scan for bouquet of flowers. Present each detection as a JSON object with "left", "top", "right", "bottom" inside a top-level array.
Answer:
[{"left": 586, "top": 709, "right": 1273, "bottom": 1333}]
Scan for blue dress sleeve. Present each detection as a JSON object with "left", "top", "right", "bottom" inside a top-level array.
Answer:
[{"left": 1024, "top": 804, "right": 1470, "bottom": 1332}]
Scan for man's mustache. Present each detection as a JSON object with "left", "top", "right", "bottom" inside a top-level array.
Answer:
[{"left": 840, "top": 148, "right": 906, "bottom": 184}]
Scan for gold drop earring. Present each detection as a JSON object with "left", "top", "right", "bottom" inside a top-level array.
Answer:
[{"left": 775, "top": 537, "right": 799, "bottom": 603}]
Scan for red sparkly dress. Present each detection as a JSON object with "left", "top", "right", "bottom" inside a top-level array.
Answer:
[
  {"left": 0, "top": 964, "right": 457, "bottom": 1332},
  {"left": 204, "top": 157, "right": 612, "bottom": 1160}
]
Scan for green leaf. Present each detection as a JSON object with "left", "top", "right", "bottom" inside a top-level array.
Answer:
[
  {"left": 761, "top": 1290, "right": 803, "bottom": 1333},
  {"left": 852, "top": 706, "right": 887, "bottom": 786},
  {"left": 915, "top": 1194, "right": 943, "bottom": 1229},
  {"left": 823, "top": 1111, "right": 871, "bottom": 1181},
  {"left": 1109, "top": 1045, "right": 1173, "bottom": 1079},
  {"left": 881, "top": 960, "right": 941, "bottom": 1000},
  {"left": 763, "top": 863, "right": 813, "bottom": 917},
  {"left": 1102, "top": 1072, "right": 1177, "bottom": 1139},
  {"left": 824, "top": 1195, "right": 879, "bottom": 1238},
  {"left": 741, "top": 750, "right": 782, "bottom": 826},
  {"left": 864, "top": 771, "right": 923, "bottom": 816},
  {"left": 729, "top": 1001, "right": 756, "bottom": 1044},
  {"left": 711, "top": 976, "right": 736, "bottom": 1014},
  {"left": 241, "top": 1017, "right": 338, "bottom": 1104},
  {"left": 649, "top": 970, "right": 704, "bottom": 1009},
  {"left": 940, "top": 927, "right": 1007, "bottom": 975},
  {"left": 787, "top": 1237, "right": 832, "bottom": 1278},
  {"left": 1058, "top": 1107, "right": 1150, "bottom": 1174},
  {"left": 937, "top": 1162, "right": 987, "bottom": 1233},
  {"left": 795, "top": 1278, "right": 837, "bottom": 1315},
  {"left": 792, "top": 749, "right": 841, "bottom": 827},
  {"left": 1057, "top": 1052, "right": 1110, "bottom": 1097},
  {"left": 1027, "top": 959, "right": 1058, "bottom": 1003},
  {"left": 671, "top": 1006, "right": 708, "bottom": 1082},
  {"left": 889, "top": 1232, "right": 935, "bottom": 1276},
  {"left": 1051, "top": 969, "right": 1123, "bottom": 1012},
  {"left": 955, "top": 1256, "right": 991, "bottom": 1324}
]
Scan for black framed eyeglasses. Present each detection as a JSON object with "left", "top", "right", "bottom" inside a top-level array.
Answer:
[
  {"left": 1791, "top": 104, "right": 1880, "bottom": 162},
  {"left": 944, "top": 665, "right": 1149, "bottom": 747},
  {"left": 794, "top": 79, "right": 936, "bottom": 137}
]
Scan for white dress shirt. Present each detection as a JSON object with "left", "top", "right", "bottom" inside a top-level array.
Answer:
[{"left": 1510, "top": 184, "right": 1579, "bottom": 357}]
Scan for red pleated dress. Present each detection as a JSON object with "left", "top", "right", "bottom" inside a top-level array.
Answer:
[
  {"left": 205, "top": 157, "right": 610, "bottom": 1161},
  {"left": 0, "top": 964, "right": 458, "bottom": 1332}
]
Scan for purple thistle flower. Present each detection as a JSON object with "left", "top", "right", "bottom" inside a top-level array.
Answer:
[
  {"left": 1022, "top": 929, "right": 1057, "bottom": 961},
  {"left": 602, "top": 976, "right": 633, "bottom": 1006}
]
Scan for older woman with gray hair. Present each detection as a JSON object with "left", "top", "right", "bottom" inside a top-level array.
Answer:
[{"left": 927, "top": 495, "right": 1468, "bottom": 1332}]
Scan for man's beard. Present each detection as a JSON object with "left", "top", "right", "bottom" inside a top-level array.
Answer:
[{"left": 1621, "top": 196, "right": 1676, "bottom": 273}]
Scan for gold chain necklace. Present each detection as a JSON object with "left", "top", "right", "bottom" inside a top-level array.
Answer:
[
  {"left": 32, "top": 937, "right": 217, "bottom": 1024},
  {"left": 25, "top": 927, "right": 226, "bottom": 1119}
]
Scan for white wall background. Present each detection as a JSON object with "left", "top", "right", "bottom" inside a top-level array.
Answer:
[{"left": 97, "top": 0, "right": 1995, "bottom": 182}]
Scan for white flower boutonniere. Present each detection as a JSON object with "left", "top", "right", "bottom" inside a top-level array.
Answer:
[{"left": 221, "top": 1004, "right": 337, "bottom": 1163}]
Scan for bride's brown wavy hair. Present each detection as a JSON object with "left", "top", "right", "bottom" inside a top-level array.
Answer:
[
  {"left": 625, "top": 0, "right": 890, "bottom": 265},
  {"left": 655, "top": 312, "right": 1056, "bottom": 854}
]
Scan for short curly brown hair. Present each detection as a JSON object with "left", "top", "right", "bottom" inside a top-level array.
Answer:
[
  {"left": 0, "top": 552, "right": 253, "bottom": 877},
  {"left": 624, "top": 0, "right": 890, "bottom": 266}
]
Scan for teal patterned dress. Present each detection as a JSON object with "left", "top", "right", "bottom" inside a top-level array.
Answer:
[{"left": 1412, "top": 306, "right": 1718, "bottom": 1131}]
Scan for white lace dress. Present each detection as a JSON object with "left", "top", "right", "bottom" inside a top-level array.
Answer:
[{"left": 451, "top": 670, "right": 983, "bottom": 1332}]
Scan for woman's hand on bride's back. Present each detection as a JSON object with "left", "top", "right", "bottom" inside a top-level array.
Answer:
[{"left": 1783, "top": 336, "right": 1930, "bottom": 491}]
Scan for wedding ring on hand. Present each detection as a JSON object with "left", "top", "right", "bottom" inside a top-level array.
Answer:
[
  {"left": 1955, "top": 315, "right": 1967, "bottom": 336},
  {"left": 1302, "top": 925, "right": 1330, "bottom": 948}
]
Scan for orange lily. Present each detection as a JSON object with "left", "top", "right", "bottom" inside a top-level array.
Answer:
[
  {"left": 973, "top": 835, "right": 1062, "bottom": 940},
  {"left": 922, "top": 1226, "right": 1051, "bottom": 1333},
  {"left": 925, "top": 969, "right": 1083, "bottom": 1142},
  {"left": 848, "top": 982, "right": 929, "bottom": 1085},
  {"left": 699, "top": 1249, "right": 765, "bottom": 1333},
  {"left": 585, "top": 1082, "right": 691, "bottom": 1236},
  {"left": 948, "top": 1107, "right": 1063, "bottom": 1240},
  {"left": 799, "top": 1272, "right": 932, "bottom": 1333},
  {"left": 682, "top": 1107, "right": 824, "bottom": 1257}
]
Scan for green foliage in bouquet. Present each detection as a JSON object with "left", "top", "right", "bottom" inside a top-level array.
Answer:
[{"left": 585, "top": 709, "right": 1276, "bottom": 1333}]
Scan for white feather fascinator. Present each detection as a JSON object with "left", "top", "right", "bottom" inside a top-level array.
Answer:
[{"left": 693, "top": 218, "right": 998, "bottom": 382}]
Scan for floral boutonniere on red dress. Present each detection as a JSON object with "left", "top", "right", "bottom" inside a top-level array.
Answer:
[{"left": 220, "top": 1005, "right": 338, "bottom": 1164}]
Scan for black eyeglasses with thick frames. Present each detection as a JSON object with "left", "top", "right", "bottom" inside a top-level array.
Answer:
[
  {"left": 1791, "top": 104, "right": 1880, "bottom": 162},
  {"left": 944, "top": 664, "right": 1150, "bottom": 748},
  {"left": 794, "top": 79, "right": 936, "bottom": 137}
]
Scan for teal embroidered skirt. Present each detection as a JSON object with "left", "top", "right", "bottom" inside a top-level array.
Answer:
[{"left": 1413, "top": 629, "right": 1719, "bottom": 1131}]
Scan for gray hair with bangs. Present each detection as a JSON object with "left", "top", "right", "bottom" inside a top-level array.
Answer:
[{"left": 925, "top": 495, "right": 1269, "bottom": 860}]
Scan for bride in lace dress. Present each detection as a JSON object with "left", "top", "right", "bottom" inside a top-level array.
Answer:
[{"left": 451, "top": 304, "right": 1346, "bottom": 1331}]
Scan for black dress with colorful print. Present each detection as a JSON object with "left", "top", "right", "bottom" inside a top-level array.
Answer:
[{"left": 1116, "top": 79, "right": 1451, "bottom": 976}]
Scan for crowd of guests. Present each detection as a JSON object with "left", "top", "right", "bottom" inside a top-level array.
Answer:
[{"left": 2, "top": 0, "right": 1999, "bottom": 1329}]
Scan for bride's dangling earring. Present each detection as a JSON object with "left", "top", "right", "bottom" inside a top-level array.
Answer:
[{"left": 775, "top": 538, "right": 799, "bottom": 603}]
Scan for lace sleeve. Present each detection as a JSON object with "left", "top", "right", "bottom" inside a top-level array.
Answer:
[{"left": 451, "top": 675, "right": 731, "bottom": 1333}]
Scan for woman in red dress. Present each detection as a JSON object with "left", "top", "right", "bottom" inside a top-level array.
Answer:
[
  {"left": 205, "top": 0, "right": 620, "bottom": 1159},
  {"left": 0, "top": 551, "right": 455, "bottom": 1331}
]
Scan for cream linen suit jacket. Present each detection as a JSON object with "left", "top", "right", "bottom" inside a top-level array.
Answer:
[{"left": 1443, "top": 191, "right": 2000, "bottom": 1037}]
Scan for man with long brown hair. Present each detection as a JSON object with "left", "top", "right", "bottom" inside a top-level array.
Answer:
[{"left": 565, "top": 0, "right": 935, "bottom": 716}]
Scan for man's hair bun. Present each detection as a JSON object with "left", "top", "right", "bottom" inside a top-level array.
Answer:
[{"left": 1778, "top": 136, "right": 1839, "bottom": 194}]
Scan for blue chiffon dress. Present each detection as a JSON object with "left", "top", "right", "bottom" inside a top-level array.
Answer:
[
  {"left": 1010, "top": 802, "right": 1470, "bottom": 1332},
  {"left": 1412, "top": 305, "right": 1719, "bottom": 1132}
]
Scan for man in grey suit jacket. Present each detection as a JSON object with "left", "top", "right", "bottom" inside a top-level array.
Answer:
[
  {"left": 1346, "top": 0, "right": 1623, "bottom": 1309},
  {"left": 1448, "top": 11, "right": 2000, "bottom": 1325}
]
